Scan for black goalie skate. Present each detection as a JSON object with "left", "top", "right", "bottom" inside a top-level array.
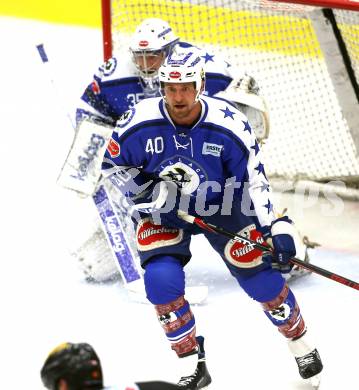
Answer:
[
  {"left": 177, "top": 336, "right": 212, "bottom": 389},
  {"left": 295, "top": 348, "right": 323, "bottom": 379}
]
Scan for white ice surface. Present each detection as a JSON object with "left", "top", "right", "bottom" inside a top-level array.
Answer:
[{"left": 1, "top": 17, "right": 358, "bottom": 390}]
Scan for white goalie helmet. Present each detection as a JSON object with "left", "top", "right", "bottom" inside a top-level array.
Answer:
[
  {"left": 130, "top": 18, "right": 179, "bottom": 96},
  {"left": 159, "top": 51, "right": 205, "bottom": 101}
]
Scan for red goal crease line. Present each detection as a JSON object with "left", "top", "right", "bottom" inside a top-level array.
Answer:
[{"left": 267, "top": 0, "right": 359, "bottom": 11}]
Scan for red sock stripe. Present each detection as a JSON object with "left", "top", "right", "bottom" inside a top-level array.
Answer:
[
  {"left": 171, "top": 328, "right": 198, "bottom": 357},
  {"left": 278, "top": 303, "right": 306, "bottom": 339},
  {"left": 155, "top": 296, "right": 186, "bottom": 316}
]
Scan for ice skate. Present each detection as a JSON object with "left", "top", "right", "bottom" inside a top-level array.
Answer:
[
  {"left": 288, "top": 332, "right": 323, "bottom": 388},
  {"left": 177, "top": 336, "right": 212, "bottom": 389}
]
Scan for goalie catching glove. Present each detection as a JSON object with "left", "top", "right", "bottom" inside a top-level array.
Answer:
[
  {"left": 214, "top": 74, "right": 270, "bottom": 141},
  {"left": 260, "top": 216, "right": 299, "bottom": 273},
  {"left": 236, "top": 74, "right": 260, "bottom": 95},
  {"left": 131, "top": 180, "right": 190, "bottom": 229}
]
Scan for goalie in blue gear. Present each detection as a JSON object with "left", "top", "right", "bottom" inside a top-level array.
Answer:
[{"left": 101, "top": 51, "right": 323, "bottom": 389}]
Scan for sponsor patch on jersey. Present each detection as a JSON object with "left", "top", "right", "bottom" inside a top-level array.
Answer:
[
  {"left": 107, "top": 138, "right": 120, "bottom": 158},
  {"left": 91, "top": 79, "right": 101, "bottom": 95},
  {"left": 202, "top": 142, "right": 223, "bottom": 157},
  {"left": 117, "top": 107, "right": 135, "bottom": 128},
  {"left": 101, "top": 57, "right": 117, "bottom": 76},
  {"left": 136, "top": 218, "right": 183, "bottom": 251},
  {"left": 224, "top": 224, "right": 267, "bottom": 268}
]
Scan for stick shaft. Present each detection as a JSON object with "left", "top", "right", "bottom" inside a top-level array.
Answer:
[{"left": 190, "top": 216, "right": 359, "bottom": 291}]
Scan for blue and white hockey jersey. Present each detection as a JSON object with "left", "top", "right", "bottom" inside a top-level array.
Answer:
[
  {"left": 102, "top": 95, "right": 275, "bottom": 228},
  {"left": 77, "top": 42, "right": 236, "bottom": 125}
]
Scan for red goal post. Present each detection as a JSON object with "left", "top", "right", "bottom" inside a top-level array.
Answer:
[
  {"left": 101, "top": 0, "right": 359, "bottom": 198},
  {"left": 101, "top": 0, "right": 112, "bottom": 62}
]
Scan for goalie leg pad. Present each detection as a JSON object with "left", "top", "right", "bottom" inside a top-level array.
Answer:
[{"left": 261, "top": 284, "right": 306, "bottom": 339}]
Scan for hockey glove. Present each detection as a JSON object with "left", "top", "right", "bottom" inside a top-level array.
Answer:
[
  {"left": 261, "top": 216, "right": 297, "bottom": 273},
  {"left": 236, "top": 74, "right": 260, "bottom": 95},
  {"left": 131, "top": 180, "right": 190, "bottom": 229}
]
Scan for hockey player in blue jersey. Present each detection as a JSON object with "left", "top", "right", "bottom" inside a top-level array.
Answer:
[
  {"left": 76, "top": 17, "right": 249, "bottom": 126},
  {"left": 71, "top": 17, "right": 268, "bottom": 284},
  {"left": 101, "top": 51, "right": 323, "bottom": 389}
]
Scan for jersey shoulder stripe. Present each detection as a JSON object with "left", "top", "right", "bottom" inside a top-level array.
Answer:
[{"left": 101, "top": 76, "right": 140, "bottom": 88}]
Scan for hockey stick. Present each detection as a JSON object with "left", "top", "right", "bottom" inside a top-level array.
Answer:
[
  {"left": 35, "top": 44, "right": 208, "bottom": 304},
  {"left": 178, "top": 211, "right": 359, "bottom": 291}
]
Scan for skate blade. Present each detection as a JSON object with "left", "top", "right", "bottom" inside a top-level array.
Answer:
[{"left": 309, "top": 373, "right": 321, "bottom": 389}]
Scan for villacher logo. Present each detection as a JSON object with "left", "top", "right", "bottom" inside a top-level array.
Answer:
[
  {"left": 136, "top": 218, "right": 183, "bottom": 251},
  {"left": 224, "top": 224, "right": 268, "bottom": 268}
]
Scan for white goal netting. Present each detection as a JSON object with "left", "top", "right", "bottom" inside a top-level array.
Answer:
[
  {"left": 108, "top": 0, "right": 359, "bottom": 189},
  {"left": 81, "top": 0, "right": 359, "bottom": 282}
]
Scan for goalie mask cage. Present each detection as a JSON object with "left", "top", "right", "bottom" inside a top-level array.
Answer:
[{"left": 101, "top": 0, "right": 359, "bottom": 197}]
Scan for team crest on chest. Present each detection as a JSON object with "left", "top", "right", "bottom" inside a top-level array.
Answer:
[{"left": 157, "top": 157, "right": 207, "bottom": 195}]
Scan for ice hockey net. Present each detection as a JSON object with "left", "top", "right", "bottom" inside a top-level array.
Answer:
[{"left": 101, "top": 0, "right": 359, "bottom": 196}]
